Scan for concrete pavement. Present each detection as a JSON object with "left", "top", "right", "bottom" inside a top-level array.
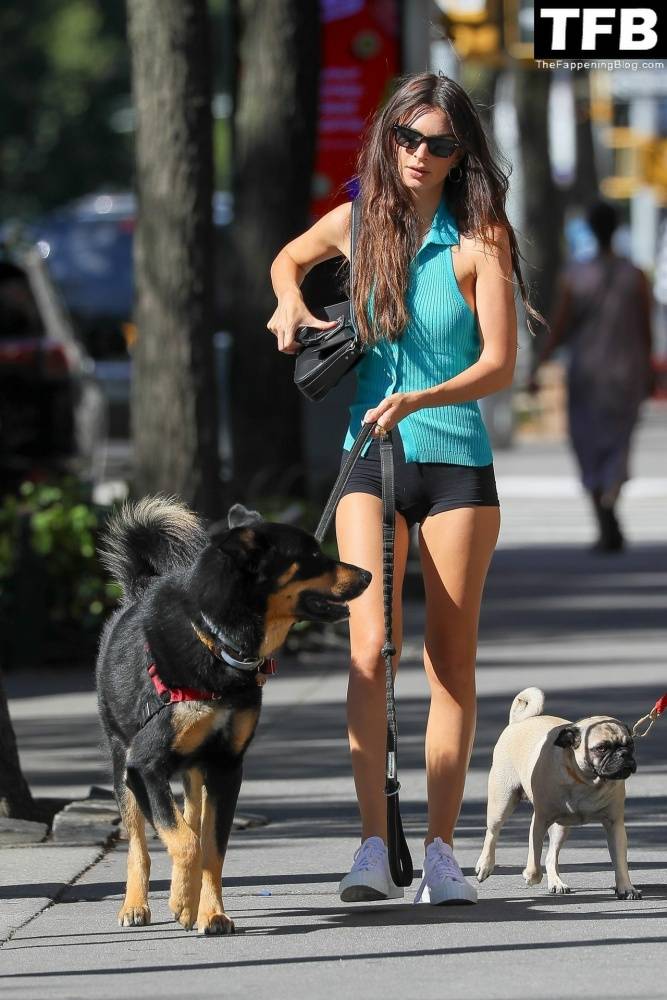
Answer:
[{"left": 1, "top": 403, "right": 666, "bottom": 998}]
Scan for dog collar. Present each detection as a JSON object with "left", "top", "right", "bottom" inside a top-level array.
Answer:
[
  {"left": 193, "top": 615, "right": 277, "bottom": 675},
  {"left": 139, "top": 638, "right": 276, "bottom": 730},
  {"left": 147, "top": 659, "right": 222, "bottom": 704},
  {"left": 139, "top": 644, "right": 224, "bottom": 728}
]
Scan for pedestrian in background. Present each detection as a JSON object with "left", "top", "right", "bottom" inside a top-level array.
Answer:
[
  {"left": 531, "top": 200, "right": 654, "bottom": 552},
  {"left": 268, "top": 72, "right": 543, "bottom": 906}
]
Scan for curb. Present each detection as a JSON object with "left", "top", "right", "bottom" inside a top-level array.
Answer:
[
  {"left": 48, "top": 786, "right": 269, "bottom": 847},
  {"left": 51, "top": 786, "right": 121, "bottom": 846},
  {"left": 0, "top": 817, "right": 49, "bottom": 846}
]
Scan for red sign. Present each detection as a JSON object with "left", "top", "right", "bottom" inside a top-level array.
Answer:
[{"left": 311, "top": 0, "right": 401, "bottom": 220}]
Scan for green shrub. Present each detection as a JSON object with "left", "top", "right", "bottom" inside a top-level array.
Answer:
[{"left": 0, "top": 479, "right": 120, "bottom": 666}]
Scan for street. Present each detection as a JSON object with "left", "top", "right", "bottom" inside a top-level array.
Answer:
[{"left": 1, "top": 403, "right": 666, "bottom": 999}]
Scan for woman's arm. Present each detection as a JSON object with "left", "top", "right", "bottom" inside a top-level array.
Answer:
[
  {"left": 364, "top": 225, "right": 518, "bottom": 432},
  {"left": 267, "top": 202, "right": 351, "bottom": 355}
]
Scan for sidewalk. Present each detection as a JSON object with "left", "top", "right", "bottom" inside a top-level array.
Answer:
[{"left": 1, "top": 406, "right": 666, "bottom": 999}]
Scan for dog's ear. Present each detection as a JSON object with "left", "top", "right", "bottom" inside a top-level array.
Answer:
[
  {"left": 554, "top": 726, "right": 581, "bottom": 749},
  {"left": 227, "top": 503, "right": 263, "bottom": 529},
  {"left": 215, "top": 526, "right": 270, "bottom": 580}
]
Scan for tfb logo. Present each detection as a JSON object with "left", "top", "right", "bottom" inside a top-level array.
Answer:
[{"left": 534, "top": 2, "right": 664, "bottom": 58}]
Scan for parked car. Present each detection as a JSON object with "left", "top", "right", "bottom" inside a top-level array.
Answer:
[
  {"left": 0, "top": 247, "right": 107, "bottom": 490},
  {"left": 26, "top": 191, "right": 233, "bottom": 438}
]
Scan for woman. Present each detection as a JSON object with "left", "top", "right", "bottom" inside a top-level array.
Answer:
[
  {"left": 531, "top": 200, "right": 653, "bottom": 552},
  {"left": 268, "top": 73, "right": 540, "bottom": 905}
]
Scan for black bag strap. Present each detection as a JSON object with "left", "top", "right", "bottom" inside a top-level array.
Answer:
[
  {"left": 315, "top": 423, "right": 413, "bottom": 887},
  {"left": 312, "top": 199, "right": 365, "bottom": 541},
  {"left": 349, "top": 197, "right": 360, "bottom": 334}
]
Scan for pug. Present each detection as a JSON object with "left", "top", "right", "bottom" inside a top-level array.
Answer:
[{"left": 475, "top": 687, "right": 641, "bottom": 899}]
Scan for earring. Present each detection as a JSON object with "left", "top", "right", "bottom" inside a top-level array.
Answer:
[{"left": 448, "top": 165, "right": 463, "bottom": 183}]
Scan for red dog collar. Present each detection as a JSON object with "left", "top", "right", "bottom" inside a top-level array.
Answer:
[
  {"left": 148, "top": 657, "right": 277, "bottom": 701},
  {"left": 139, "top": 643, "right": 278, "bottom": 729},
  {"left": 147, "top": 662, "right": 222, "bottom": 705}
]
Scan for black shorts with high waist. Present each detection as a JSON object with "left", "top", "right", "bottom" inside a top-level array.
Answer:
[{"left": 339, "top": 426, "right": 499, "bottom": 530}]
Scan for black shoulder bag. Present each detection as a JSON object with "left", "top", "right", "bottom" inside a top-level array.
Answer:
[{"left": 293, "top": 199, "right": 364, "bottom": 402}]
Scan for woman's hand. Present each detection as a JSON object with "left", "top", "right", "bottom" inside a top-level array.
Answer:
[
  {"left": 364, "top": 393, "right": 419, "bottom": 437},
  {"left": 267, "top": 290, "right": 338, "bottom": 355}
]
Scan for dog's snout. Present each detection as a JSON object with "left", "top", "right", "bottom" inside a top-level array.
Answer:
[
  {"left": 333, "top": 562, "right": 372, "bottom": 599},
  {"left": 349, "top": 566, "right": 372, "bottom": 597}
]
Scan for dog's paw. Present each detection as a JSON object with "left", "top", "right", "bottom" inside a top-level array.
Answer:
[
  {"left": 118, "top": 903, "right": 151, "bottom": 927},
  {"left": 547, "top": 878, "right": 571, "bottom": 894},
  {"left": 615, "top": 885, "right": 642, "bottom": 900},
  {"left": 197, "top": 910, "right": 235, "bottom": 935},
  {"left": 475, "top": 856, "right": 494, "bottom": 882},
  {"left": 169, "top": 888, "right": 201, "bottom": 930},
  {"left": 169, "top": 869, "right": 202, "bottom": 931},
  {"left": 522, "top": 866, "right": 543, "bottom": 886},
  {"left": 170, "top": 902, "right": 199, "bottom": 930}
]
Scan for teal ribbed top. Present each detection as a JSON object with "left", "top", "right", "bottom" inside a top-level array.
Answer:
[{"left": 343, "top": 196, "right": 493, "bottom": 466}]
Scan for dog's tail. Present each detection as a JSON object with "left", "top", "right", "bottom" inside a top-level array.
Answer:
[
  {"left": 509, "top": 687, "right": 545, "bottom": 724},
  {"left": 100, "top": 495, "right": 208, "bottom": 602}
]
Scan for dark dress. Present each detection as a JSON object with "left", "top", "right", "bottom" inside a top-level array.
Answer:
[{"left": 563, "top": 254, "right": 651, "bottom": 499}]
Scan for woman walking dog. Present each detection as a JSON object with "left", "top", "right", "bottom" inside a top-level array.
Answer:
[{"left": 268, "top": 73, "right": 541, "bottom": 905}]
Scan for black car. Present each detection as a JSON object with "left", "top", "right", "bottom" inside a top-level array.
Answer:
[{"left": 0, "top": 247, "right": 107, "bottom": 489}]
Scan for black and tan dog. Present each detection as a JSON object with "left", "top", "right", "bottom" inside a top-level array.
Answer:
[{"left": 97, "top": 496, "right": 370, "bottom": 934}]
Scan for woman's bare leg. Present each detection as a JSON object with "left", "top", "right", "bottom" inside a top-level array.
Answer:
[
  {"left": 335, "top": 492, "right": 410, "bottom": 842},
  {"left": 418, "top": 506, "right": 500, "bottom": 847}
]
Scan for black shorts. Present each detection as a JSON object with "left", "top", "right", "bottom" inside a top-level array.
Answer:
[{"left": 339, "top": 426, "right": 499, "bottom": 530}]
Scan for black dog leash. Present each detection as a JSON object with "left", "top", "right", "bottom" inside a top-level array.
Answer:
[
  {"left": 315, "top": 423, "right": 414, "bottom": 887},
  {"left": 377, "top": 432, "right": 413, "bottom": 887}
]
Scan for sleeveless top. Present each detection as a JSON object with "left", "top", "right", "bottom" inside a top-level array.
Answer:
[{"left": 342, "top": 197, "right": 493, "bottom": 466}]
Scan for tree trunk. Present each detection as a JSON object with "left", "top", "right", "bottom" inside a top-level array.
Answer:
[
  {"left": 514, "top": 67, "right": 564, "bottom": 347},
  {"left": 230, "top": 0, "right": 320, "bottom": 497},
  {"left": 570, "top": 69, "right": 599, "bottom": 212},
  {"left": 0, "top": 668, "right": 34, "bottom": 818},
  {"left": 127, "top": 0, "right": 220, "bottom": 519}
]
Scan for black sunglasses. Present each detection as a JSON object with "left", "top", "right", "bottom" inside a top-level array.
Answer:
[{"left": 392, "top": 124, "right": 461, "bottom": 159}]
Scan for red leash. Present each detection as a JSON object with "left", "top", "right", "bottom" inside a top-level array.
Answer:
[{"left": 632, "top": 693, "right": 667, "bottom": 738}]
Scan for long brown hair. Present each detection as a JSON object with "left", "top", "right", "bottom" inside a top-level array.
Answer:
[{"left": 350, "top": 72, "right": 545, "bottom": 344}]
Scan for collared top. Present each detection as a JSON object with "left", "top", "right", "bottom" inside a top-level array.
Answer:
[{"left": 342, "top": 197, "right": 493, "bottom": 466}]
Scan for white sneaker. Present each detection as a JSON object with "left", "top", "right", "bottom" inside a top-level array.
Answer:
[
  {"left": 414, "top": 837, "right": 478, "bottom": 906},
  {"left": 339, "top": 836, "right": 404, "bottom": 902}
]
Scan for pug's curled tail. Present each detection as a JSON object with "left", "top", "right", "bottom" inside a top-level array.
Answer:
[
  {"left": 100, "top": 495, "right": 208, "bottom": 602},
  {"left": 509, "top": 687, "right": 545, "bottom": 724}
]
